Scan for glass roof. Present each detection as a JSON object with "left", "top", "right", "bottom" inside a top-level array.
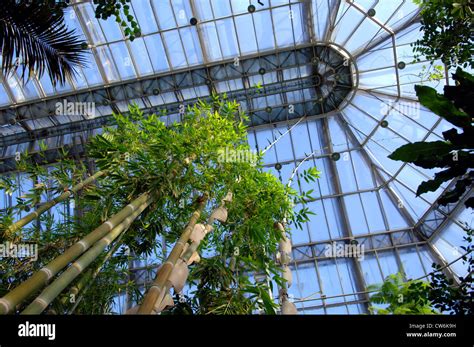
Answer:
[
  {"left": 0, "top": 0, "right": 472, "bottom": 314},
  {"left": 1, "top": 0, "right": 429, "bottom": 107}
]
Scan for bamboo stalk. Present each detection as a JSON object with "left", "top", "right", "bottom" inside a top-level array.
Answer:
[
  {"left": 151, "top": 198, "right": 228, "bottom": 313},
  {"left": 62, "top": 232, "right": 125, "bottom": 313},
  {"left": 60, "top": 271, "right": 92, "bottom": 308},
  {"left": 0, "top": 192, "right": 151, "bottom": 315},
  {"left": 21, "top": 196, "right": 152, "bottom": 314},
  {"left": 6, "top": 170, "right": 106, "bottom": 235},
  {"left": 146, "top": 232, "right": 204, "bottom": 314},
  {"left": 275, "top": 222, "right": 297, "bottom": 315},
  {"left": 181, "top": 240, "right": 200, "bottom": 261},
  {"left": 137, "top": 194, "right": 208, "bottom": 314},
  {"left": 144, "top": 229, "right": 208, "bottom": 314},
  {"left": 146, "top": 227, "right": 208, "bottom": 315}
]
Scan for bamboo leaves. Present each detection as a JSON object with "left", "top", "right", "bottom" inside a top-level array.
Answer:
[
  {"left": 0, "top": 192, "right": 152, "bottom": 314},
  {"left": 21, "top": 196, "right": 152, "bottom": 314},
  {"left": 368, "top": 273, "right": 437, "bottom": 315},
  {"left": 2, "top": 96, "right": 318, "bottom": 315},
  {"left": 5, "top": 170, "right": 106, "bottom": 236}
]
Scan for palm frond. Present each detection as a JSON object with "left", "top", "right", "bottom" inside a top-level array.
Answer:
[{"left": 0, "top": 0, "right": 88, "bottom": 86}]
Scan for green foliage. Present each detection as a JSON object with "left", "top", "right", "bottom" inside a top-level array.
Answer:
[
  {"left": 72, "top": 246, "right": 136, "bottom": 315},
  {"left": 0, "top": 0, "right": 138, "bottom": 89},
  {"left": 0, "top": 147, "right": 114, "bottom": 310},
  {"left": 254, "top": 81, "right": 263, "bottom": 94},
  {"left": 369, "top": 228, "right": 473, "bottom": 316},
  {"left": 389, "top": 68, "right": 474, "bottom": 208},
  {"left": 412, "top": 0, "right": 474, "bottom": 68},
  {"left": 187, "top": 256, "right": 277, "bottom": 314},
  {"left": 0, "top": 149, "right": 92, "bottom": 242},
  {"left": 0, "top": 177, "right": 15, "bottom": 199},
  {"left": 0, "top": 0, "right": 88, "bottom": 86},
  {"left": 415, "top": 85, "right": 471, "bottom": 128},
  {"left": 0, "top": 96, "right": 318, "bottom": 314},
  {"left": 429, "top": 227, "right": 473, "bottom": 315},
  {"left": 85, "top": 97, "right": 314, "bottom": 314},
  {"left": 418, "top": 64, "right": 445, "bottom": 84},
  {"left": 368, "top": 273, "right": 438, "bottom": 315},
  {"left": 93, "top": 0, "right": 140, "bottom": 40}
]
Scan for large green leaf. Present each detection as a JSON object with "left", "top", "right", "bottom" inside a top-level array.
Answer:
[
  {"left": 417, "top": 180, "right": 443, "bottom": 196},
  {"left": 442, "top": 129, "right": 474, "bottom": 148},
  {"left": 388, "top": 141, "right": 454, "bottom": 162},
  {"left": 444, "top": 68, "right": 474, "bottom": 118},
  {"left": 415, "top": 85, "right": 471, "bottom": 128},
  {"left": 437, "top": 177, "right": 472, "bottom": 206},
  {"left": 453, "top": 67, "right": 474, "bottom": 86},
  {"left": 0, "top": 0, "right": 88, "bottom": 86},
  {"left": 416, "top": 166, "right": 469, "bottom": 196},
  {"left": 466, "top": 197, "right": 474, "bottom": 208}
]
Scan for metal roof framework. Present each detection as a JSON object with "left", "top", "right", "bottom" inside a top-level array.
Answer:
[{"left": 0, "top": 0, "right": 471, "bottom": 314}]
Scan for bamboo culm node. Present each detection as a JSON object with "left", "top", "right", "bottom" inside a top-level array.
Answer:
[
  {"left": 21, "top": 196, "right": 153, "bottom": 315},
  {"left": 137, "top": 194, "right": 208, "bottom": 314},
  {"left": 6, "top": 170, "right": 106, "bottom": 235},
  {"left": 0, "top": 191, "right": 152, "bottom": 315}
]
